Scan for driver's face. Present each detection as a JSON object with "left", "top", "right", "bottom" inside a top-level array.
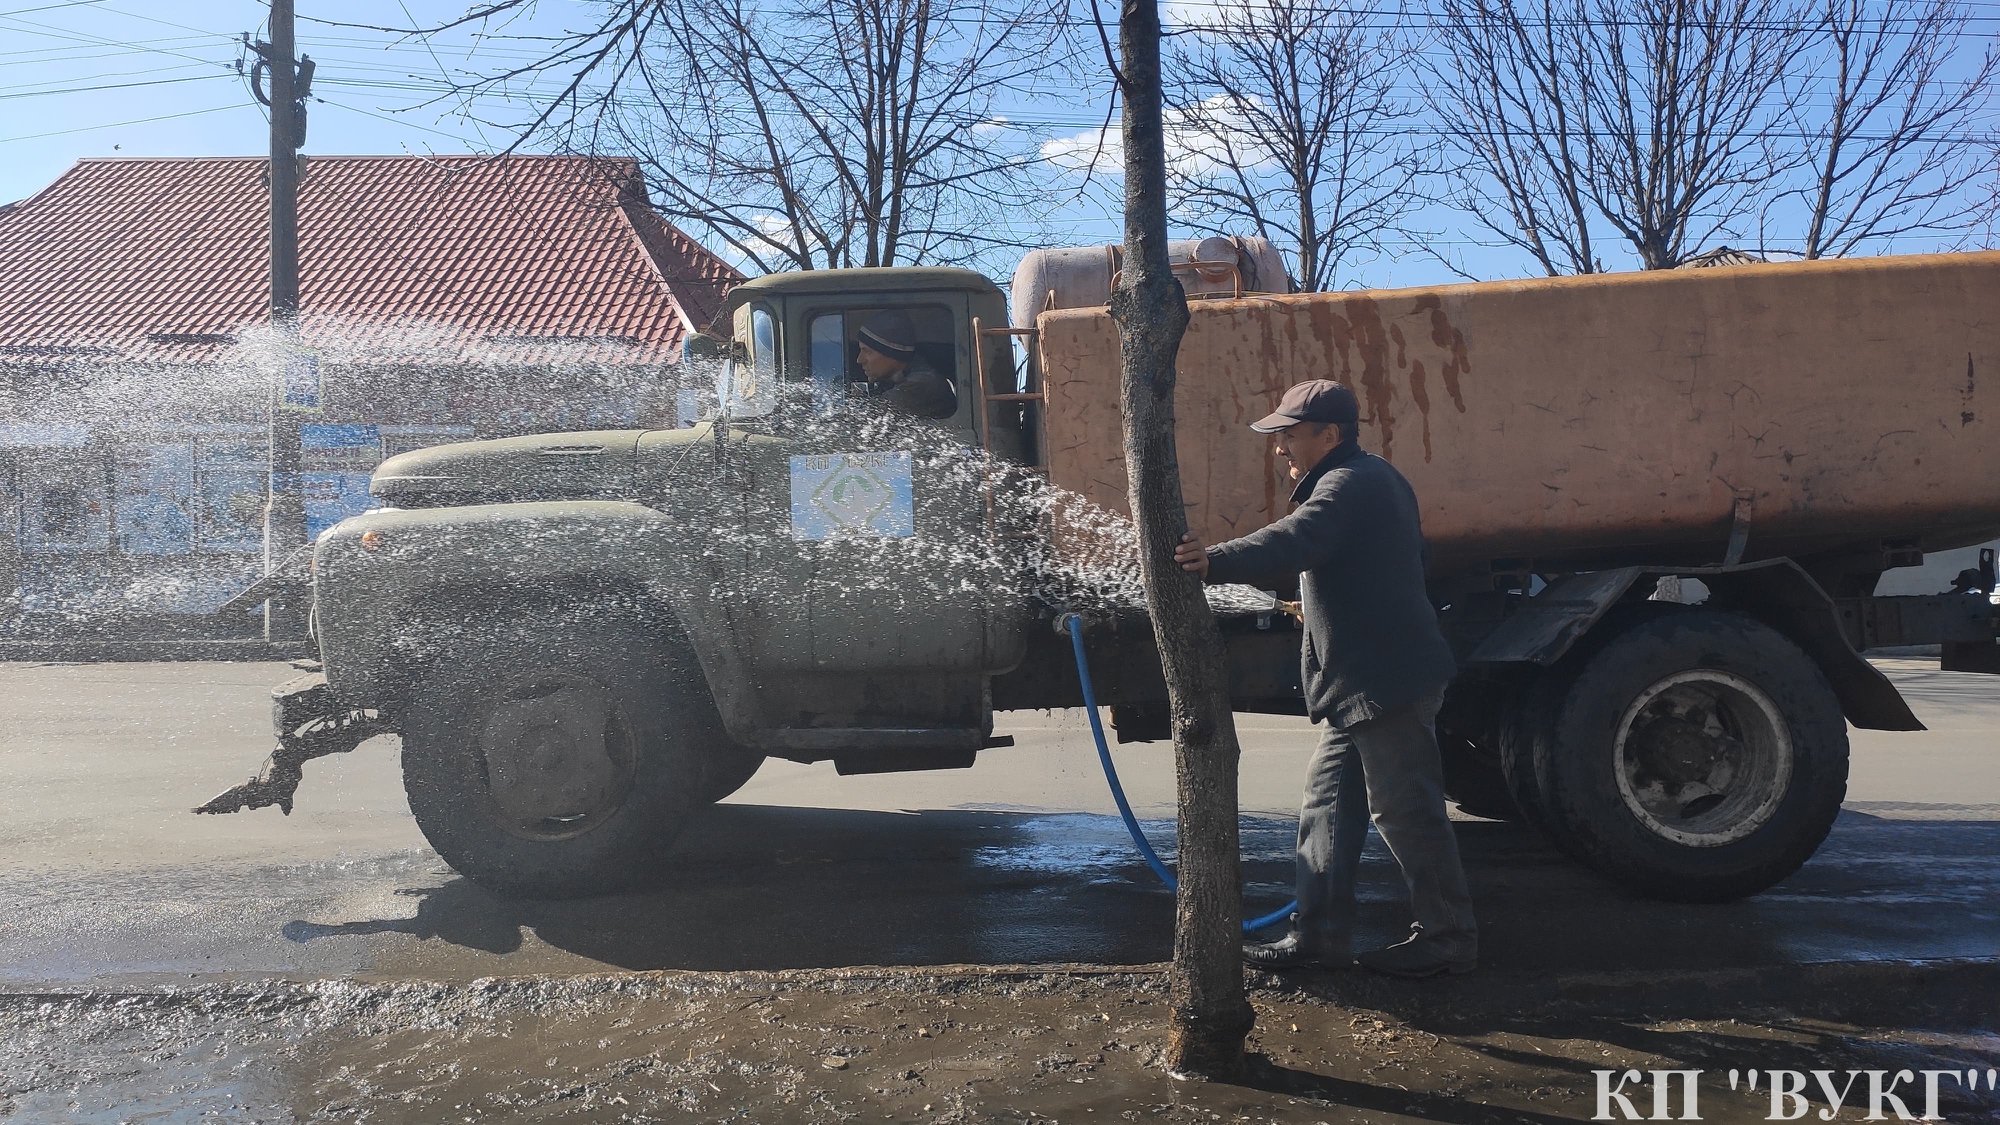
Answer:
[{"left": 856, "top": 342, "right": 904, "bottom": 382}]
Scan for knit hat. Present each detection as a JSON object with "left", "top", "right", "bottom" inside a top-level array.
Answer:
[{"left": 857, "top": 311, "right": 918, "bottom": 360}]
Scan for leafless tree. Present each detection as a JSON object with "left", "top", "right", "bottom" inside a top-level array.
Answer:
[
  {"left": 1424, "top": 0, "right": 1603, "bottom": 274},
  {"left": 399, "top": 0, "right": 1075, "bottom": 273},
  {"left": 1109, "top": 0, "right": 1254, "bottom": 1082},
  {"left": 1776, "top": 0, "right": 1999, "bottom": 259},
  {"left": 1427, "top": 0, "right": 1805, "bottom": 273},
  {"left": 1164, "top": 0, "right": 1432, "bottom": 291}
]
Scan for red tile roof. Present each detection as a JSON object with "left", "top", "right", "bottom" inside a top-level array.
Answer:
[{"left": 0, "top": 155, "right": 741, "bottom": 364}]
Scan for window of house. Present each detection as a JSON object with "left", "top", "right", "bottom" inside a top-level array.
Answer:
[
  {"left": 115, "top": 439, "right": 196, "bottom": 556},
  {"left": 21, "top": 454, "right": 110, "bottom": 555},
  {"left": 194, "top": 436, "right": 268, "bottom": 554}
]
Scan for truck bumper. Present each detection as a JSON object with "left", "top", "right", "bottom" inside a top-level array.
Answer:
[{"left": 191, "top": 670, "right": 396, "bottom": 816}]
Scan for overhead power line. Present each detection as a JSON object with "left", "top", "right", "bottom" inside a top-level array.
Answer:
[
  {"left": 0, "top": 70, "right": 226, "bottom": 99},
  {"left": 0, "top": 100, "right": 239, "bottom": 143},
  {"left": 0, "top": 0, "right": 102, "bottom": 16}
]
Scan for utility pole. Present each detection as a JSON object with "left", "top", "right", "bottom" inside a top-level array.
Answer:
[{"left": 251, "top": 0, "right": 313, "bottom": 642}]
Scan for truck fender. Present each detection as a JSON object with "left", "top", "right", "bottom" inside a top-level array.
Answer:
[
  {"left": 315, "top": 502, "right": 761, "bottom": 737},
  {"left": 1466, "top": 559, "right": 1923, "bottom": 732}
]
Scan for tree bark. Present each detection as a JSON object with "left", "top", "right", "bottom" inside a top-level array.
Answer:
[{"left": 1110, "top": 0, "right": 1253, "bottom": 1082}]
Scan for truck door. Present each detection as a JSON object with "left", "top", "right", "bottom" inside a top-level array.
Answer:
[{"left": 733, "top": 295, "right": 1027, "bottom": 707}]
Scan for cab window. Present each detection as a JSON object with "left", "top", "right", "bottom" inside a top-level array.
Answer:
[
  {"left": 804, "top": 304, "right": 958, "bottom": 415},
  {"left": 749, "top": 305, "right": 778, "bottom": 387}
]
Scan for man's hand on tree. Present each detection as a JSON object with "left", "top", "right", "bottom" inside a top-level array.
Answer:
[{"left": 1174, "top": 531, "right": 1211, "bottom": 580}]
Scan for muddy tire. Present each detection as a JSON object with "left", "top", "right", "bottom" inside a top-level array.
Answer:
[
  {"left": 401, "top": 608, "right": 714, "bottom": 899},
  {"left": 699, "top": 746, "right": 766, "bottom": 804},
  {"left": 1439, "top": 733, "right": 1519, "bottom": 822},
  {"left": 1496, "top": 666, "right": 1577, "bottom": 850},
  {"left": 1534, "top": 607, "right": 1848, "bottom": 902}
]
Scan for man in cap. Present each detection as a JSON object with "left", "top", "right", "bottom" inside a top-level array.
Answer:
[
  {"left": 1173, "top": 379, "right": 1477, "bottom": 978},
  {"left": 856, "top": 311, "right": 958, "bottom": 420}
]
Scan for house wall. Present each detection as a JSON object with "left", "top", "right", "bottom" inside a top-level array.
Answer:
[{"left": 0, "top": 357, "right": 679, "bottom": 632}]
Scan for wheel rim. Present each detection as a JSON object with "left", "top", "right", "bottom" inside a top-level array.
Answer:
[
  {"left": 473, "top": 672, "right": 638, "bottom": 840},
  {"left": 1611, "top": 669, "right": 1793, "bottom": 847}
]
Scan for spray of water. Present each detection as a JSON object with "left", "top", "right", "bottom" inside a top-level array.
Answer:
[
  {"left": 0, "top": 322, "right": 1275, "bottom": 632},
  {"left": 619, "top": 370, "right": 1276, "bottom": 624},
  {"left": 0, "top": 315, "right": 680, "bottom": 628}
]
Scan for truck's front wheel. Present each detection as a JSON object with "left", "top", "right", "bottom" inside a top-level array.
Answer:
[
  {"left": 1535, "top": 608, "right": 1848, "bottom": 902},
  {"left": 401, "top": 611, "right": 708, "bottom": 899}
]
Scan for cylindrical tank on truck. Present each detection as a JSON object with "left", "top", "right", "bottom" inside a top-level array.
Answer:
[{"left": 1011, "top": 248, "right": 2000, "bottom": 901}]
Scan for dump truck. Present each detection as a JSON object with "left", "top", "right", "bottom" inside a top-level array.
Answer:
[{"left": 198, "top": 238, "right": 2000, "bottom": 906}]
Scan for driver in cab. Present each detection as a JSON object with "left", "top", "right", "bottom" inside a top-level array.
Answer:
[{"left": 855, "top": 311, "right": 957, "bottom": 420}]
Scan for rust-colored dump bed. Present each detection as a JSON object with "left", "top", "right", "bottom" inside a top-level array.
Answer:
[{"left": 1037, "top": 252, "right": 2000, "bottom": 577}]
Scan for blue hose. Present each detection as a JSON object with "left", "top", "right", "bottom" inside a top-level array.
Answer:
[{"left": 1060, "top": 612, "right": 1297, "bottom": 935}]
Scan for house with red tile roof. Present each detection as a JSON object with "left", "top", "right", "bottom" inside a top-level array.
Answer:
[{"left": 0, "top": 154, "right": 740, "bottom": 633}]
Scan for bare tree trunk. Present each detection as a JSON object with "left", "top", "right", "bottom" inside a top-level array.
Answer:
[{"left": 1111, "top": 0, "right": 1253, "bottom": 1083}]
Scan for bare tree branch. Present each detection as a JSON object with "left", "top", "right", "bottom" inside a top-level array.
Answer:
[
  {"left": 410, "top": 0, "right": 1078, "bottom": 272},
  {"left": 1427, "top": 0, "right": 1807, "bottom": 273},
  {"left": 1165, "top": 0, "right": 1435, "bottom": 291},
  {"left": 1779, "top": 0, "right": 2000, "bottom": 259}
]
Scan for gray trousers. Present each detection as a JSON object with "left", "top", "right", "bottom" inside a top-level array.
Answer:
[{"left": 1293, "top": 689, "right": 1478, "bottom": 959}]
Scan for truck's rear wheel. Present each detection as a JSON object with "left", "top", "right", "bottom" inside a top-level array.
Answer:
[
  {"left": 1439, "top": 731, "right": 1519, "bottom": 821},
  {"left": 401, "top": 610, "right": 709, "bottom": 899},
  {"left": 1534, "top": 608, "right": 1848, "bottom": 902},
  {"left": 699, "top": 746, "right": 766, "bottom": 804},
  {"left": 1497, "top": 666, "right": 1578, "bottom": 850}
]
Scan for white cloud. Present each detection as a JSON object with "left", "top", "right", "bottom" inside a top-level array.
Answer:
[
  {"left": 1162, "top": 0, "right": 1235, "bottom": 32},
  {"left": 1040, "top": 126, "right": 1121, "bottom": 174},
  {"left": 1165, "top": 0, "right": 1350, "bottom": 35},
  {"left": 1040, "top": 96, "right": 1279, "bottom": 179},
  {"left": 750, "top": 212, "right": 794, "bottom": 239},
  {"left": 971, "top": 115, "right": 1012, "bottom": 137}
]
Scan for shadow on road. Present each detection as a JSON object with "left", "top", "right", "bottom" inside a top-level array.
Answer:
[
  {"left": 285, "top": 804, "right": 1190, "bottom": 969},
  {"left": 269, "top": 803, "right": 2000, "bottom": 982}
]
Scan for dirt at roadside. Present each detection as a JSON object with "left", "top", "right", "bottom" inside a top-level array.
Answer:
[{"left": 3, "top": 962, "right": 1996, "bottom": 1124}]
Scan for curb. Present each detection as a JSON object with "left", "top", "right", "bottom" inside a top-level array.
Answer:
[
  {"left": 0, "top": 639, "right": 311, "bottom": 662},
  {"left": 1251, "top": 955, "right": 2000, "bottom": 1027}
]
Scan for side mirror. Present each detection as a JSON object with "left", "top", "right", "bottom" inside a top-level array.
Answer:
[
  {"left": 682, "top": 333, "right": 727, "bottom": 362},
  {"left": 718, "top": 342, "right": 776, "bottom": 419}
]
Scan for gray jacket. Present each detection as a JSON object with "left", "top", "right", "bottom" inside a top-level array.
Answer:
[
  {"left": 1205, "top": 441, "right": 1455, "bottom": 727},
  {"left": 876, "top": 359, "right": 958, "bottom": 420}
]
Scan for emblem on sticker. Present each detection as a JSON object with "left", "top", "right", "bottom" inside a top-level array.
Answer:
[{"left": 789, "top": 452, "right": 916, "bottom": 540}]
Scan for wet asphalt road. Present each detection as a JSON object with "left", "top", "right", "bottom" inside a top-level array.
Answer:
[{"left": 0, "top": 657, "right": 1995, "bottom": 990}]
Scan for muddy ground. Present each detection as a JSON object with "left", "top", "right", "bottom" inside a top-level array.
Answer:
[
  {"left": 6, "top": 961, "right": 1998, "bottom": 1123},
  {"left": 3, "top": 658, "right": 1997, "bottom": 1121}
]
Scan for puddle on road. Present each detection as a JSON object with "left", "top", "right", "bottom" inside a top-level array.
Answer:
[{"left": 6, "top": 972, "right": 1997, "bottom": 1124}]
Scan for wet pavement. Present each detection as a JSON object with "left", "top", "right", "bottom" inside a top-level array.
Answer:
[
  {"left": 1, "top": 657, "right": 1996, "bottom": 1122},
  {"left": 1, "top": 657, "right": 1996, "bottom": 988}
]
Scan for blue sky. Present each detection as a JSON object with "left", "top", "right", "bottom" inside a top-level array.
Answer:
[
  {"left": 0, "top": 0, "right": 1482, "bottom": 288},
  {"left": 0, "top": 2, "right": 1143, "bottom": 275},
  {"left": 0, "top": 2, "right": 575, "bottom": 198},
  {"left": 4, "top": 1, "right": 1995, "bottom": 291}
]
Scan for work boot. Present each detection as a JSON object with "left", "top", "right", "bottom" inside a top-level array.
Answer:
[
  {"left": 1355, "top": 934, "right": 1476, "bottom": 979},
  {"left": 1242, "top": 930, "right": 1351, "bottom": 971}
]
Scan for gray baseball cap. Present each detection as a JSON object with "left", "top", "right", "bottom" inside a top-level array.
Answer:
[{"left": 1251, "top": 379, "right": 1360, "bottom": 433}]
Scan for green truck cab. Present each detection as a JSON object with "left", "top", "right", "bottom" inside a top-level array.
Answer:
[
  {"left": 205, "top": 267, "right": 1086, "bottom": 897},
  {"left": 713, "top": 267, "right": 1031, "bottom": 458}
]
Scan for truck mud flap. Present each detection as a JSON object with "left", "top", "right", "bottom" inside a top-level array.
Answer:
[
  {"left": 1466, "top": 560, "right": 1923, "bottom": 732},
  {"left": 192, "top": 671, "right": 395, "bottom": 815}
]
